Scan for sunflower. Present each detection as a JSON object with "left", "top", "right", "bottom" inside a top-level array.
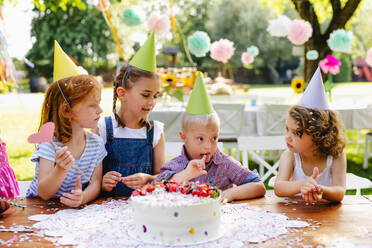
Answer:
[
  {"left": 161, "top": 74, "right": 178, "bottom": 85},
  {"left": 291, "top": 78, "right": 305, "bottom": 93}
]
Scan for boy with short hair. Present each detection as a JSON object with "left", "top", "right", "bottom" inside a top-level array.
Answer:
[{"left": 155, "top": 73, "right": 266, "bottom": 202}]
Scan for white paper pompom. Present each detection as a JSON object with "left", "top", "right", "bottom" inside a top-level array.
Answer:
[{"left": 267, "top": 15, "right": 292, "bottom": 37}]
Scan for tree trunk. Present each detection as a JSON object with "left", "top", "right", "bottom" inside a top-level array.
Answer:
[
  {"left": 291, "top": 0, "right": 363, "bottom": 83},
  {"left": 304, "top": 39, "right": 331, "bottom": 83}
]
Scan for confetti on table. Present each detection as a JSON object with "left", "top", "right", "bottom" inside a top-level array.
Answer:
[{"left": 27, "top": 200, "right": 311, "bottom": 247}]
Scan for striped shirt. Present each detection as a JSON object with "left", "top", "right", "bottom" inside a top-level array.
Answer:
[
  {"left": 26, "top": 132, "right": 107, "bottom": 198},
  {"left": 155, "top": 146, "right": 260, "bottom": 190}
]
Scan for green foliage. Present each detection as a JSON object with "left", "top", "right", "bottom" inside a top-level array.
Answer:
[
  {"left": 25, "top": 2, "right": 114, "bottom": 79},
  {"left": 350, "top": 1, "right": 372, "bottom": 59},
  {"left": 207, "top": 0, "right": 298, "bottom": 82},
  {"left": 334, "top": 54, "right": 352, "bottom": 82},
  {"left": 33, "top": 0, "right": 86, "bottom": 12}
]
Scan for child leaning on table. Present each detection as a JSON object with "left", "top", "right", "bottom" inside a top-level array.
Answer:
[
  {"left": 98, "top": 33, "right": 165, "bottom": 197},
  {"left": 155, "top": 72, "right": 266, "bottom": 202},
  {"left": 274, "top": 68, "right": 346, "bottom": 203},
  {"left": 26, "top": 41, "right": 107, "bottom": 207}
]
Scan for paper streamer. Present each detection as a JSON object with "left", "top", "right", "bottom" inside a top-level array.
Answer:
[{"left": 99, "top": 0, "right": 125, "bottom": 61}]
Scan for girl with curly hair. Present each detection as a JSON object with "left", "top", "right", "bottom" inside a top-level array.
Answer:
[{"left": 274, "top": 68, "right": 346, "bottom": 203}]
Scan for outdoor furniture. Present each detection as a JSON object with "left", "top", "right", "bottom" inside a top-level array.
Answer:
[
  {"left": 1, "top": 195, "right": 371, "bottom": 247},
  {"left": 268, "top": 173, "right": 372, "bottom": 196},
  {"left": 363, "top": 132, "right": 372, "bottom": 169},
  {"left": 213, "top": 102, "right": 244, "bottom": 160},
  {"left": 150, "top": 102, "right": 372, "bottom": 141},
  {"left": 260, "top": 104, "right": 290, "bottom": 136},
  {"left": 238, "top": 136, "right": 286, "bottom": 182}
]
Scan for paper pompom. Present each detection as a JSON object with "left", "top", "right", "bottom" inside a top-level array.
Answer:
[
  {"left": 122, "top": 7, "right": 143, "bottom": 26},
  {"left": 366, "top": 48, "right": 372, "bottom": 67},
  {"left": 148, "top": 14, "right": 170, "bottom": 37},
  {"left": 187, "top": 31, "right": 211, "bottom": 57},
  {"left": 97, "top": 0, "right": 110, "bottom": 11},
  {"left": 267, "top": 15, "right": 292, "bottom": 37},
  {"left": 288, "top": 20, "right": 312, "bottom": 45},
  {"left": 241, "top": 52, "right": 254, "bottom": 65},
  {"left": 210, "top": 39, "right": 235, "bottom": 63},
  {"left": 247, "top": 46, "right": 259, "bottom": 57},
  {"left": 306, "top": 50, "right": 319, "bottom": 60},
  {"left": 327, "top": 29, "right": 353, "bottom": 53},
  {"left": 319, "top": 55, "right": 341, "bottom": 75}
]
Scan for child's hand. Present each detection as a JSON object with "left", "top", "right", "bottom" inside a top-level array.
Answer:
[
  {"left": 301, "top": 167, "right": 322, "bottom": 203},
  {"left": 55, "top": 146, "right": 74, "bottom": 171},
  {"left": 102, "top": 171, "right": 122, "bottom": 192},
  {"left": 60, "top": 176, "right": 84, "bottom": 207},
  {"left": 0, "top": 200, "right": 10, "bottom": 213},
  {"left": 122, "top": 173, "right": 151, "bottom": 189},
  {"left": 185, "top": 155, "right": 208, "bottom": 180},
  {"left": 302, "top": 185, "right": 323, "bottom": 203},
  {"left": 221, "top": 189, "right": 234, "bottom": 203}
]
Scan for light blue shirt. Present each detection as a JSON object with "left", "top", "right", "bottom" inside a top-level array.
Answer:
[{"left": 26, "top": 132, "right": 107, "bottom": 198}]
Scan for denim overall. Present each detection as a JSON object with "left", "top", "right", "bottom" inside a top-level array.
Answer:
[{"left": 102, "top": 117, "right": 154, "bottom": 196}]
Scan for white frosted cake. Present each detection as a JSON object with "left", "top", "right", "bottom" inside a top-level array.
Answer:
[{"left": 130, "top": 181, "right": 221, "bottom": 245}]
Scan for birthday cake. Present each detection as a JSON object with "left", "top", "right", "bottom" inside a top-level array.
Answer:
[{"left": 130, "top": 181, "right": 222, "bottom": 245}]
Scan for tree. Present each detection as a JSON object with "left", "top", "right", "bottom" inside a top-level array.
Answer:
[
  {"left": 207, "top": 0, "right": 298, "bottom": 83},
  {"left": 25, "top": 2, "right": 114, "bottom": 79},
  {"left": 290, "top": 0, "right": 363, "bottom": 82}
]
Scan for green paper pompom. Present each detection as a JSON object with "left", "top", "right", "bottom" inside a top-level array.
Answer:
[
  {"left": 247, "top": 46, "right": 259, "bottom": 57},
  {"left": 327, "top": 29, "right": 353, "bottom": 53},
  {"left": 187, "top": 31, "right": 211, "bottom": 58},
  {"left": 122, "top": 7, "right": 143, "bottom": 27},
  {"left": 306, "top": 50, "right": 319, "bottom": 60}
]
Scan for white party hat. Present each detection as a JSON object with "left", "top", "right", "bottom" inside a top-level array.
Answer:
[{"left": 298, "top": 67, "right": 329, "bottom": 110}]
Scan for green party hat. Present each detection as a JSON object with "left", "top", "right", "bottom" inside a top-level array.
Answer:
[
  {"left": 129, "top": 32, "right": 156, "bottom": 72},
  {"left": 185, "top": 72, "right": 214, "bottom": 114}
]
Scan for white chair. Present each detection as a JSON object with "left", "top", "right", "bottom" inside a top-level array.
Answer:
[
  {"left": 213, "top": 102, "right": 245, "bottom": 160},
  {"left": 165, "top": 142, "right": 223, "bottom": 161},
  {"left": 268, "top": 173, "right": 372, "bottom": 196},
  {"left": 238, "top": 136, "right": 287, "bottom": 182},
  {"left": 363, "top": 132, "right": 372, "bottom": 169},
  {"left": 260, "top": 104, "right": 290, "bottom": 136}
]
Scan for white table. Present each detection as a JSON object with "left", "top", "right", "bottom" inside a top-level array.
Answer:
[{"left": 150, "top": 103, "right": 372, "bottom": 141}]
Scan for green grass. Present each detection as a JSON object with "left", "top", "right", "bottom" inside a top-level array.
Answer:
[{"left": 0, "top": 89, "right": 371, "bottom": 194}]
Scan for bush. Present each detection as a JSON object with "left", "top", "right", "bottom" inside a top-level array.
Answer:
[{"left": 334, "top": 54, "right": 352, "bottom": 82}]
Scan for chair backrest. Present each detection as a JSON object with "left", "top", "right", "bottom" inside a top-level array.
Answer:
[
  {"left": 238, "top": 136, "right": 287, "bottom": 182},
  {"left": 212, "top": 103, "right": 245, "bottom": 139},
  {"left": 238, "top": 136, "right": 287, "bottom": 151},
  {"left": 165, "top": 142, "right": 223, "bottom": 161},
  {"left": 260, "top": 104, "right": 290, "bottom": 136}
]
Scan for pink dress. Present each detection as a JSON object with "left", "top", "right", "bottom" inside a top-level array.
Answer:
[{"left": 0, "top": 141, "right": 20, "bottom": 197}]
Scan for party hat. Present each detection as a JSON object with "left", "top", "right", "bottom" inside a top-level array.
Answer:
[
  {"left": 185, "top": 72, "right": 214, "bottom": 114},
  {"left": 129, "top": 32, "right": 156, "bottom": 73},
  {"left": 298, "top": 67, "right": 329, "bottom": 110},
  {"left": 53, "top": 40, "right": 83, "bottom": 82}
]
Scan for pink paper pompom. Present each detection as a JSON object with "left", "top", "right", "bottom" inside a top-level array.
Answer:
[
  {"left": 97, "top": 0, "right": 110, "bottom": 11},
  {"left": 366, "top": 48, "right": 372, "bottom": 67},
  {"left": 148, "top": 14, "right": 170, "bottom": 37},
  {"left": 241, "top": 52, "right": 254, "bottom": 65},
  {"left": 288, "top": 20, "right": 313, "bottom": 45},
  {"left": 210, "top": 39, "right": 235, "bottom": 63},
  {"left": 319, "top": 55, "right": 341, "bottom": 75}
]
